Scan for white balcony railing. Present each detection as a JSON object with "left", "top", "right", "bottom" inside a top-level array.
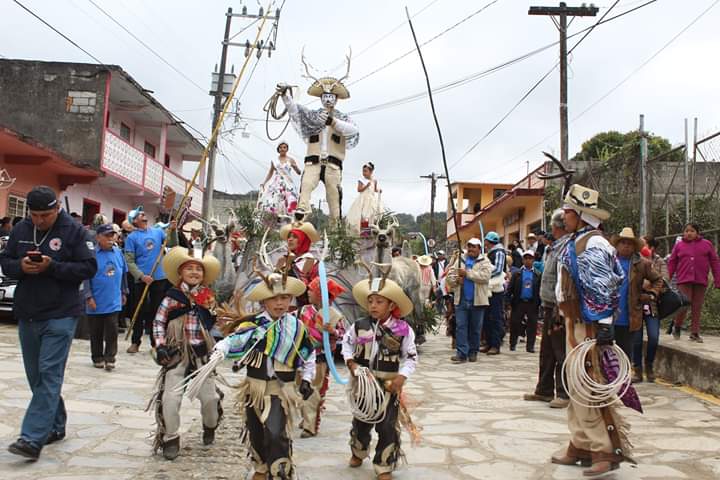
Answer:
[{"left": 102, "top": 129, "right": 204, "bottom": 213}]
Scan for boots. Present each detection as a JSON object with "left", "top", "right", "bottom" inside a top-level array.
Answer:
[
  {"left": 583, "top": 452, "right": 621, "bottom": 477},
  {"left": 162, "top": 436, "right": 180, "bottom": 460},
  {"left": 202, "top": 426, "right": 216, "bottom": 445},
  {"left": 551, "top": 443, "right": 592, "bottom": 467},
  {"left": 631, "top": 367, "right": 643, "bottom": 384},
  {"left": 349, "top": 455, "right": 363, "bottom": 468},
  {"left": 646, "top": 365, "right": 656, "bottom": 382}
]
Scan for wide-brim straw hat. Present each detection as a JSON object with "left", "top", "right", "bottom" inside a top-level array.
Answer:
[
  {"left": 247, "top": 274, "right": 306, "bottom": 302},
  {"left": 417, "top": 255, "right": 433, "bottom": 267},
  {"left": 279, "top": 221, "right": 321, "bottom": 243},
  {"left": 163, "top": 246, "right": 221, "bottom": 286},
  {"left": 307, "top": 77, "right": 350, "bottom": 99},
  {"left": 611, "top": 227, "right": 643, "bottom": 251},
  {"left": 563, "top": 184, "right": 610, "bottom": 221},
  {"left": 352, "top": 278, "right": 413, "bottom": 318}
]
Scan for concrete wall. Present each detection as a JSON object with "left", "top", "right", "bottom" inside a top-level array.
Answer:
[
  {"left": 62, "top": 183, "right": 136, "bottom": 224},
  {"left": 0, "top": 60, "right": 108, "bottom": 170}
]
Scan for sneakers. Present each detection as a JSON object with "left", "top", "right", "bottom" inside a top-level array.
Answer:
[
  {"left": 8, "top": 438, "right": 40, "bottom": 460},
  {"left": 468, "top": 353, "right": 478, "bottom": 362},
  {"left": 523, "top": 393, "right": 553, "bottom": 402},
  {"left": 93, "top": 361, "right": 104, "bottom": 369},
  {"left": 45, "top": 431, "right": 66, "bottom": 445},
  {"left": 549, "top": 397, "right": 570, "bottom": 409},
  {"left": 105, "top": 362, "right": 116, "bottom": 371},
  {"left": 689, "top": 333, "right": 704, "bottom": 343},
  {"left": 162, "top": 437, "right": 180, "bottom": 460},
  {"left": 450, "top": 355, "right": 467, "bottom": 364},
  {"left": 126, "top": 344, "right": 140, "bottom": 354},
  {"left": 202, "top": 426, "right": 216, "bottom": 446},
  {"left": 486, "top": 347, "right": 500, "bottom": 355}
]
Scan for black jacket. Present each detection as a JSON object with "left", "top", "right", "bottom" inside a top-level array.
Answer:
[
  {"left": 507, "top": 267, "right": 541, "bottom": 306},
  {"left": 0, "top": 211, "right": 97, "bottom": 321}
]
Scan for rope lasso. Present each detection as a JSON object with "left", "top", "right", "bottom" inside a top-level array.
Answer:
[
  {"left": 263, "top": 85, "right": 292, "bottom": 141},
  {"left": 561, "top": 339, "right": 632, "bottom": 409},
  {"left": 346, "top": 366, "right": 389, "bottom": 424}
]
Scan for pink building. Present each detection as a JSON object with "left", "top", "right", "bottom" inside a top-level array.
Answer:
[{"left": 0, "top": 59, "right": 204, "bottom": 225}]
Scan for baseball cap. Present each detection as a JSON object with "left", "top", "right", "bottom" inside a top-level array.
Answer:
[
  {"left": 467, "top": 238, "right": 482, "bottom": 246},
  {"left": 27, "top": 186, "right": 58, "bottom": 211},
  {"left": 128, "top": 205, "right": 144, "bottom": 223},
  {"left": 523, "top": 249, "right": 535, "bottom": 258},
  {"left": 96, "top": 224, "right": 116, "bottom": 236},
  {"left": 484, "top": 231, "right": 500, "bottom": 244}
]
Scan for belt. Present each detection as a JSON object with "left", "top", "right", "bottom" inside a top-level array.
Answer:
[{"left": 305, "top": 155, "right": 343, "bottom": 170}]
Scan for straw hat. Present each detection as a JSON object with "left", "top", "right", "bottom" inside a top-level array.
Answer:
[
  {"left": 563, "top": 184, "right": 610, "bottom": 221},
  {"left": 247, "top": 273, "right": 306, "bottom": 302},
  {"left": 307, "top": 77, "right": 350, "bottom": 99},
  {"left": 611, "top": 227, "right": 642, "bottom": 251},
  {"left": 352, "top": 277, "right": 413, "bottom": 318},
  {"left": 163, "top": 247, "right": 221, "bottom": 286},
  {"left": 417, "top": 255, "right": 433, "bottom": 267},
  {"left": 279, "top": 221, "right": 321, "bottom": 243}
]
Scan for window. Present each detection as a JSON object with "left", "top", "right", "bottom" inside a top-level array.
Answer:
[
  {"left": 164, "top": 153, "right": 171, "bottom": 168},
  {"left": 493, "top": 188, "right": 507, "bottom": 200},
  {"left": 82, "top": 198, "right": 101, "bottom": 226},
  {"left": 7, "top": 194, "right": 27, "bottom": 218},
  {"left": 120, "top": 122, "right": 131, "bottom": 141},
  {"left": 144, "top": 141, "right": 156, "bottom": 158}
]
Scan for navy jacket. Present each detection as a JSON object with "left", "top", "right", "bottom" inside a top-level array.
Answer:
[
  {"left": 0, "top": 210, "right": 97, "bottom": 321},
  {"left": 507, "top": 267, "right": 541, "bottom": 306}
]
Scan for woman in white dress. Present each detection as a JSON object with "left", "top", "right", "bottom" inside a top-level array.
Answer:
[
  {"left": 257, "top": 142, "right": 302, "bottom": 217},
  {"left": 346, "top": 162, "right": 384, "bottom": 235}
]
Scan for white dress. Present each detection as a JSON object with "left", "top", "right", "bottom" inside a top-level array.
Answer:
[
  {"left": 346, "top": 176, "right": 384, "bottom": 235},
  {"left": 257, "top": 157, "right": 298, "bottom": 217}
]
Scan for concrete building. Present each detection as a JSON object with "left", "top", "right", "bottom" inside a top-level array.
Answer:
[
  {"left": 0, "top": 59, "right": 204, "bottom": 224},
  {"left": 212, "top": 190, "right": 257, "bottom": 224},
  {"left": 446, "top": 165, "right": 546, "bottom": 245}
]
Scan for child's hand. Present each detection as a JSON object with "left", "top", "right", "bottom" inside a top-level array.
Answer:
[{"left": 386, "top": 375, "right": 406, "bottom": 394}]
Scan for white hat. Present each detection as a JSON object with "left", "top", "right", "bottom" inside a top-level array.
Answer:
[
  {"left": 467, "top": 238, "right": 482, "bottom": 246},
  {"left": 522, "top": 249, "right": 536, "bottom": 258}
]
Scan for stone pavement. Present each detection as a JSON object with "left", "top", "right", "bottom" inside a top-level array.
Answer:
[{"left": 0, "top": 320, "right": 719, "bottom": 479}]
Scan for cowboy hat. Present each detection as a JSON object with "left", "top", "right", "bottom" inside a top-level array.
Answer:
[
  {"left": 307, "top": 77, "right": 350, "bottom": 99},
  {"left": 163, "top": 247, "right": 221, "bottom": 286},
  {"left": 563, "top": 184, "right": 610, "bottom": 221},
  {"left": 417, "top": 255, "right": 433, "bottom": 267},
  {"left": 279, "top": 221, "right": 321, "bottom": 243},
  {"left": 611, "top": 227, "right": 643, "bottom": 251},
  {"left": 352, "top": 278, "right": 413, "bottom": 318},
  {"left": 247, "top": 273, "right": 306, "bottom": 302}
]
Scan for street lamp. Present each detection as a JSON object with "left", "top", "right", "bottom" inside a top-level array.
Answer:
[{"left": 408, "top": 231, "right": 428, "bottom": 255}]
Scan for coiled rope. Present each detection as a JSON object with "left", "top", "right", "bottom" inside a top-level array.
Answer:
[
  {"left": 346, "top": 366, "right": 389, "bottom": 424},
  {"left": 263, "top": 88, "right": 291, "bottom": 141},
  {"left": 562, "top": 339, "right": 632, "bottom": 409}
]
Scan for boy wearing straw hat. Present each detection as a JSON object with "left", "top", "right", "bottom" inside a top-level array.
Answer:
[
  {"left": 343, "top": 266, "right": 418, "bottom": 480},
  {"left": 150, "top": 247, "right": 223, "bottom": 461},
  {"left": 212, "top": 265, "right": 316, "bottom": 480}
]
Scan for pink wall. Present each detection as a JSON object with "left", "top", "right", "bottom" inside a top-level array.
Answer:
[
  {"left": 62, "top": 182, "right": 136, "bottom": 222},
  {"left": 0, "top": 156, "right": 61, "bottom": 216}
]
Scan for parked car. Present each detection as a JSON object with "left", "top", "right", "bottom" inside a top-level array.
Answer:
[{"left": 0, "top": 236, "right": 15, "bottom": 314}]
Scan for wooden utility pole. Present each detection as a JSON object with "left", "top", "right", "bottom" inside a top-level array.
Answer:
[
  {"left": 529, "top": 2, "right": 598, "bottom": 165},
  {"left": 639, "top": 114, "right": 650, "bottom": 235},
  {"left": 420, "top": 172, "right": 447, "bottom": 241},
  {"left": 684, "top": 118, "right": 690, "bottom": 222}
]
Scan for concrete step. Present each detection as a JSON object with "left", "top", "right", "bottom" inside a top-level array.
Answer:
[{"left": 651, "top": 332, "right": 720, "bottom": 397}]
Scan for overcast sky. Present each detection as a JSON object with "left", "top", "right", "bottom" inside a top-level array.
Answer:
[{"left": 3, "top": 0, "right": 720, "bottom": 216}]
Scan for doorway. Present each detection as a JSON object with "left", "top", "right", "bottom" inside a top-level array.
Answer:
[{"left": 82, "top": 198, "right": 101, "bottom": 226}]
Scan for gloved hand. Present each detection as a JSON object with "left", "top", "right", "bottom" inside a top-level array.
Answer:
[
  {"left": 213, "top": 338, "right": 230, "bottom": 358},
  {"left": 155, "top": 345, "right": 173, "bottom": 366},
  {"left": 318, "top": 110, "right": 329, "bottom": 124},
  {"left": 596, "top": 323, "right": 615, "bottom": 346},
  {"left": 299, "top": 380, "right": 314, "bottom": 401},
  {"left": 276, "top": 83, "right": 289, "bottom": 94}
]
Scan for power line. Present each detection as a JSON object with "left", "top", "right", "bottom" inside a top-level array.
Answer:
[
  {"left": 85, "top": 0, "right": 206, "bottom": 93},
  {"left": 12, "top": 0, "right": 104, "bottom": 64}
]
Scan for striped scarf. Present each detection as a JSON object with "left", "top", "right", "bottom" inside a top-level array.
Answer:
[{"left": 264, "top": 314, "right": 308, "bottom": 367}]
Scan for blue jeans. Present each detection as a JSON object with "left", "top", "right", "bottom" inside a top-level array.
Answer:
[
  {"left": 483, "top": 292, "right": 505, "bottom": 349},
  {"left": 632, "top": 315, "right": 660, "bottom": 368},
  {"left": 18, "top": 316, "right": 77, "bottom": 448},
  {"left": 455, "top": 299, "right": 485, "bottom": 358}
]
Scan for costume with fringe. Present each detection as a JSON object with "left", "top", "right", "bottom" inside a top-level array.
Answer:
[
  {"left": 556, "top": 228, "right": 638, "bottom": 466},
  {"left": 341, "top": 315, "right": 417, "bottom": 476},
  {"left": 224, "top": 311, "right": 316, "bottom": 479},
  {"left": 149, "top": 284, "right": 222, "bottom": 451}
]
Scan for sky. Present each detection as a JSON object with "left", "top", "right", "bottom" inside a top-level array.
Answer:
[{"left": 2, "top": 0, "right": 720, "bottom": 217}]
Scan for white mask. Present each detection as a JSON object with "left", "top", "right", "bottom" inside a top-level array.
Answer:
[{"left": 321, "top": 93, "right": 337, "bottom": 109}]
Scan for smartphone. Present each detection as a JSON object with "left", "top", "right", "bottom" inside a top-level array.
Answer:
[{"left": 27, "top": 251, "right": 43, "bottom": 263}]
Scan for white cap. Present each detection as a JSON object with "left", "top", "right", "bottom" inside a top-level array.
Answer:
[{"left": 467, "top": 237, "right": 482, "bottom": 246}]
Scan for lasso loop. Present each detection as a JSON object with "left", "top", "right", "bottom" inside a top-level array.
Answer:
[{"left": 319, "top": 260, "right": 349, "bottom": 385}]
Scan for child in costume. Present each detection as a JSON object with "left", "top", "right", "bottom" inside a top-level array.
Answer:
[
  {"left": 297, "top": 276, "right": 347, "bottom": 438},
  {"left": 343, "top": 267, "right": 418, "bottom": 480},
  {"left": 151, "top": 247, "right": 223, "bottom": 460},
  {"left": 277, "top": 220, "right": 320, "bottom": 308},
  {"left": 213, "top": 266, "right": 316, "bottom": 480}
]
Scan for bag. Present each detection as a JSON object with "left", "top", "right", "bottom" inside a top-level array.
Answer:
[{"left": 657, "top": 280, "right": 690, "bottom": 321}]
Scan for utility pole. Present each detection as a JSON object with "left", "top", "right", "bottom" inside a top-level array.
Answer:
[
  {"left": 691, "top": 117, "right": 698, "bottom": 221},
  {"left": 420, "top": 172, "right": 447, "bottom": 241},
  {"left": 639, "top": 114, "right": 649, "bottom": 236},
  {"left": 529, "top": 2, "right": 598, "bottom": 165},
  {"left": 684, "top": 118, "right": 690, "bottom": 222},
  {"left": 202, "top": 6, "right": 282, "bottom": 222}
]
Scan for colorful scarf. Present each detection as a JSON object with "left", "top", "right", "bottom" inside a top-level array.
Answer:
[
  {"left": 601, "top": 347, "right": 643, "bottom": 413},
  {"left": 265, "top": 314, "right": 308, "bottom": 366}
]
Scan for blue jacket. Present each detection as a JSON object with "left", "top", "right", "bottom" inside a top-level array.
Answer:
[{"left": 0, "top": 210, "right": 97, "bottom": 321}]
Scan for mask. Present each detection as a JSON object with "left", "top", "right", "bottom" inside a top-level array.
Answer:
[{"left": 321, "top": 93, "right": 337, "bottom": 109}]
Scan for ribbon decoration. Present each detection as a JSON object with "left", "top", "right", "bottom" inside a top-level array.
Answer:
[{"left": 318, "top": 259, "right": 349, "bottom": 385}]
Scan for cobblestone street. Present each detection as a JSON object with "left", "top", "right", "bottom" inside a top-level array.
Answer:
[{"left": 1, "top": 321, "right": 720, "bottom": 479}]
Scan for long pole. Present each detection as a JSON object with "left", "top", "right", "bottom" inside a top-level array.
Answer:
[
  {"left": 126, "top": 3, "right": 273, "bottom": 340},
  {"left": 202, "top": 7, "right": 233, "bottom": 223},
  {"left": 559, "top": 9, "right": 568, "bottom": 165},
  {"left": 684, "top": 118, "right": 690, "bottom": 222},
  {"left": 639, "top": 114, "right": 649, "bottom": 235},
  {"left": 691, "top": 117, "right": 698, "bottom": 222}
]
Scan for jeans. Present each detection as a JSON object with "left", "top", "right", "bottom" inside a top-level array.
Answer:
[
  {"left": 483, "top": 292, "right": 505, "bottom": 349},
  {"left": 633, "top": 315, "right": 660, "bottom": 368},
  {"left": 454, "top": 299, "right": 485, "bottom": 359},
  {"left": 18, "top": 316, "right": 77, "bottom": 449}
]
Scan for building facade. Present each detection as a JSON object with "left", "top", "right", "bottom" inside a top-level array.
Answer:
[{"left": 0, "top": 59, "right": 205, "bottom": 225}]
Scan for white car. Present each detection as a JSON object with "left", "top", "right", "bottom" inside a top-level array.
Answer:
[{"left": 0, "top": 237, "right": 16, "bottom": 314}]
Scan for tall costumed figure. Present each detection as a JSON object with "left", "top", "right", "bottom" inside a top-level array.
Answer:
[{"left": 276, "top": 49, "right": 359, "bottom": 221}]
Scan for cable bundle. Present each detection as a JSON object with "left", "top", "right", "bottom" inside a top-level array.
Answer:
[
  {"left": 346, "top": 367, "right": 389, "bottom": 424},
  {"left": 562, "top": 339, "right": 632, "bottom": 409}
]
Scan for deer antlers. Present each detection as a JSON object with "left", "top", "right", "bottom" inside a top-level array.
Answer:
[
  {"left": 300, "top": 47, "right": 320, "bottom": 84},
  {"left": 301, "top": 46, "right": 352, "bottom": 92},
  {"left": 331, "top": 47, "right": 352, "bottom": 90},
  {"left": 371, "top": 262, "right": 392, "bottom": 290},
  {"left": 537, "top": 151, "right": 576, "bottom": 197}
]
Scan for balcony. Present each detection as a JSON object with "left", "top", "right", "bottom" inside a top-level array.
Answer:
[{"left": 101, "top": 129, "right": 204, "bottom": 213}]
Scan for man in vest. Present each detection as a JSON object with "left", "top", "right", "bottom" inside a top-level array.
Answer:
[
  {"left": 553, "top": 184, "right": 640, "bottom": 477},
  {"left": 277, "top": 55, "right": 359, "bottom": 221}
]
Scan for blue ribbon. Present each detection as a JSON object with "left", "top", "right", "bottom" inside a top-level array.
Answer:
[{"left": 318, "top": 260, "right": 349, "bottom": 385}]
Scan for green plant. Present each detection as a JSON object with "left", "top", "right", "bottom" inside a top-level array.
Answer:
[{"left": 328, "top": 218, "right": 359, "bottom": 269}]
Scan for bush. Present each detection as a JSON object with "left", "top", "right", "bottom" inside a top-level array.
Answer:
[{"left": 700, "top": 287, "right": 720, "bottom": 333}]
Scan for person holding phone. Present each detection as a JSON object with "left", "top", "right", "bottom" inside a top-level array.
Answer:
[{"left": 0, "top": 186, "right": 97, "bottom": 460}]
